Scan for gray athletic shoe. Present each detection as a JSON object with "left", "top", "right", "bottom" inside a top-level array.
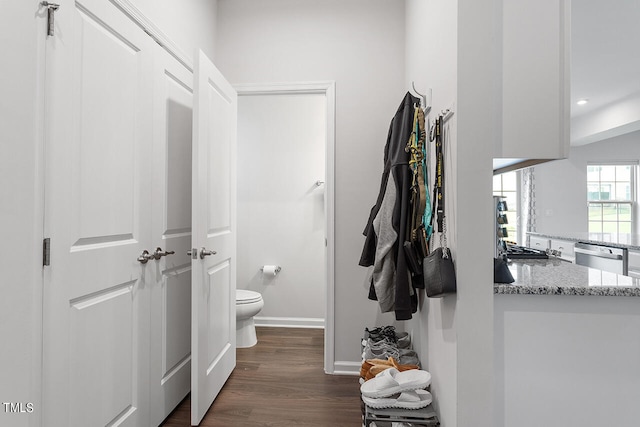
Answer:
[
  {"left": 362, "top": 342, "right": 400, "bottom": 361},
  {"left": 395, "top": 332, "right": 411, "bottom": 349},
  {"left": 398, "top": 348, "right": 420, "bottom": 367}
]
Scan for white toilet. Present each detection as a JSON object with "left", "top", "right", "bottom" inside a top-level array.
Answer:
[{"left": 235, "top": 289, "right": 264, "bottom": 348}]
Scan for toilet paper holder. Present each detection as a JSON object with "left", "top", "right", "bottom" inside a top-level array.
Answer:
[{"left": 260, "top": 265, "right": 282, "bottom": 274}]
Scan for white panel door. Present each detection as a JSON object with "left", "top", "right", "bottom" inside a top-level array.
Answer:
[
  {"left": 42, "top": 1, "right": 153, "bottom": 426},
  {"left": 149, "top": 46, "right": 193, "bottom": 426},
  {"left": 191, "top": 50, "right": 237, "bottom": 426}
]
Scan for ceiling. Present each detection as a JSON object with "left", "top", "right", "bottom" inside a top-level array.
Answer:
[{"left": 571, "top": 0, "right": 640, "bottom": 119}]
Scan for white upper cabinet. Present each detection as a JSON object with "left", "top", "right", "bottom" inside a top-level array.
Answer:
[{"left": 495, "top": 0, "right": 570, "bottom": 162}]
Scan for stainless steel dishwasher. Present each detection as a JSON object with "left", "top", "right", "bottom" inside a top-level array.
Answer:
[{"left": 574, "top": 242, "right": 628, "bottom": 275}]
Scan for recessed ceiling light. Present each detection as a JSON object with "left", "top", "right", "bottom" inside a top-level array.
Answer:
[{"left": 576, "top": 99, "right": 589, "bottom": 106}]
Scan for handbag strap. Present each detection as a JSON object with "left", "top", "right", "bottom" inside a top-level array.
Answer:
[
  {"left": 406, "top": 106, "right": 428, "bottom": 244},
  {"left": 435, "top": 116, "right": 444, "bottom": 234}
]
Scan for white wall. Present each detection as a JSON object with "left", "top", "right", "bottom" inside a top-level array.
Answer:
[
  {"left": 1, "top": 2, "right": 217, "bottom": 426},
  {"left": 133, "top": 0, "right": 218, "bottom": 62},
  {"left": 215, "top": 0, "right": 406, "bottom": 370},
  {"left": 534, "top": 130, "right": 640, "bottom": 235},
  {"left": 405, "top": 0, "right": 458, "bottom": 425},
  {"left": 237, "top": 94, "right": 326, "bottom": 325},
  {"left": 495, "top": 294, "right": 640, "bottom": 427},
  {"left": 455, "top": 1, "right": 498, "bottom": 426},
  {"left": 406, "top": 1, "right": 499, "bottom": 426}
]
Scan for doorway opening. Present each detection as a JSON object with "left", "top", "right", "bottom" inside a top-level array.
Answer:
[{"left": 235, "top": 82, "right": 336, "bottom": 373}]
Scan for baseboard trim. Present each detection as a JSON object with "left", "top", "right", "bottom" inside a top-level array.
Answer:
[
  {"left": 332, "top": 361, "right": 361, "bottom": 376},
  {"left": 254, "top": 316, "right": 325, "bottom": 329}
]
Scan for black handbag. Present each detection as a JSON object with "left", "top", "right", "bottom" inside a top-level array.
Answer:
[
  {"left": 494, "top": 256, "right": 514, "bottom": 284},
  {"left": 424, "top": 247, "right": 457, "bottom": 297},
  {"left": 424, "top": 116, "right": 457, "bottom": 298}
]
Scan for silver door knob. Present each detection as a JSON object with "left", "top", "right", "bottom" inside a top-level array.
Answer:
[
  {"left": 137, "top": 250, "right": 153, "bottom": 264},
  {"left": 153, "top": 247, "right": 175, "bottom": 260},
  {"left": 199, "top": 247, "right": 217, "bottom": 259}
]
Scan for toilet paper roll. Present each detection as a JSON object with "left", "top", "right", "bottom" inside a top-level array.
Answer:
[{"left": 262, "top": 265, "right": 281, "bottom": 276}]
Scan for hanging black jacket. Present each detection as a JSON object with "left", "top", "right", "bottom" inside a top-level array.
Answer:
[{"left": 359, "top": 92, "right": 419, "bottom": 320}]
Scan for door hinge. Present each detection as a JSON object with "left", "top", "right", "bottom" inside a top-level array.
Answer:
[
  {"left": 43, "top": 238, "right": 51, "bottom": 266},
  {"left": 41, "top": 2, "right": 60, "bottom": 37}
]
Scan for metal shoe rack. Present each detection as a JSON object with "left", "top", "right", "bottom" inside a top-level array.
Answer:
[
  {"left": 360, "top": 330, "right": 440, "bottom": 426},
  {"left": 363, "top": 404, "right": 440, "bottom": 426}
]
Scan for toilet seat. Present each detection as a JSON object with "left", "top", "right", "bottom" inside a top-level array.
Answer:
[{"left": 236, "top": 289, "right": 262, "bottom": 305}]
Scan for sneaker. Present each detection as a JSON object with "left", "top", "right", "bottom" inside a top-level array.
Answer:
[
  {"left": 364, "top": 327, "right": 382, "bottom": 340},
  {"left": 366, "top": 337, "right": 396, "bottom": 349},
  {"left": 396, "top": 331, "right": 411, "bottom": 349},
  {"left": 380, "top": 326, "right": 398, "bottom": 345},
  {"left": 398, "top": 349, "right": 420, "bottom": 367},
  {"left": 365, "top": 326, "right": 397, "bottom": 344},
  {"left": 362, "top": 343, "right": 400, "bottom": 361}
]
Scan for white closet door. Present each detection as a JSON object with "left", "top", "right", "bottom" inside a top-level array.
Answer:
[
  {"left": 191, "top": 50, "right": 238, "bottom": 426},
  {"left": 149, "top": 46, "right": 193, "bottom": 426},
  {"left": 42, "top": 0, "right": 153, "bottom": 426}
]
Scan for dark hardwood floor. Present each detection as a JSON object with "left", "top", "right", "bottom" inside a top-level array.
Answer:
[{"left": 161, "top": 327, "right": 363, "bottom": 427}]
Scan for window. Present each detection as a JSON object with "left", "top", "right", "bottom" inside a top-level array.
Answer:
[
  {"left": 493, "top": 171, "right": 518, "bottom": 242},
  {"left": 587, "top": 164, "right": 635, "bottom": 234}
]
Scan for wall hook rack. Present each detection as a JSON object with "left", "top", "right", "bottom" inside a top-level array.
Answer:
[
  {"left": 441, "top": 108, "right": 454, "bottom": 123},
  {"left": 411, "top": 81, "right": 432, "bottom": 115},
  {"left": 428, "top": 106, "right": 455, "bottom": 141}
]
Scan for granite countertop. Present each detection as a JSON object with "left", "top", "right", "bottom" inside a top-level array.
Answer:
[
  {"left": 528, "top": 231, "right": 640, "bottom": 250},
  {"left": 494, "top": 258, "right": 640, "bottom": 297}
]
